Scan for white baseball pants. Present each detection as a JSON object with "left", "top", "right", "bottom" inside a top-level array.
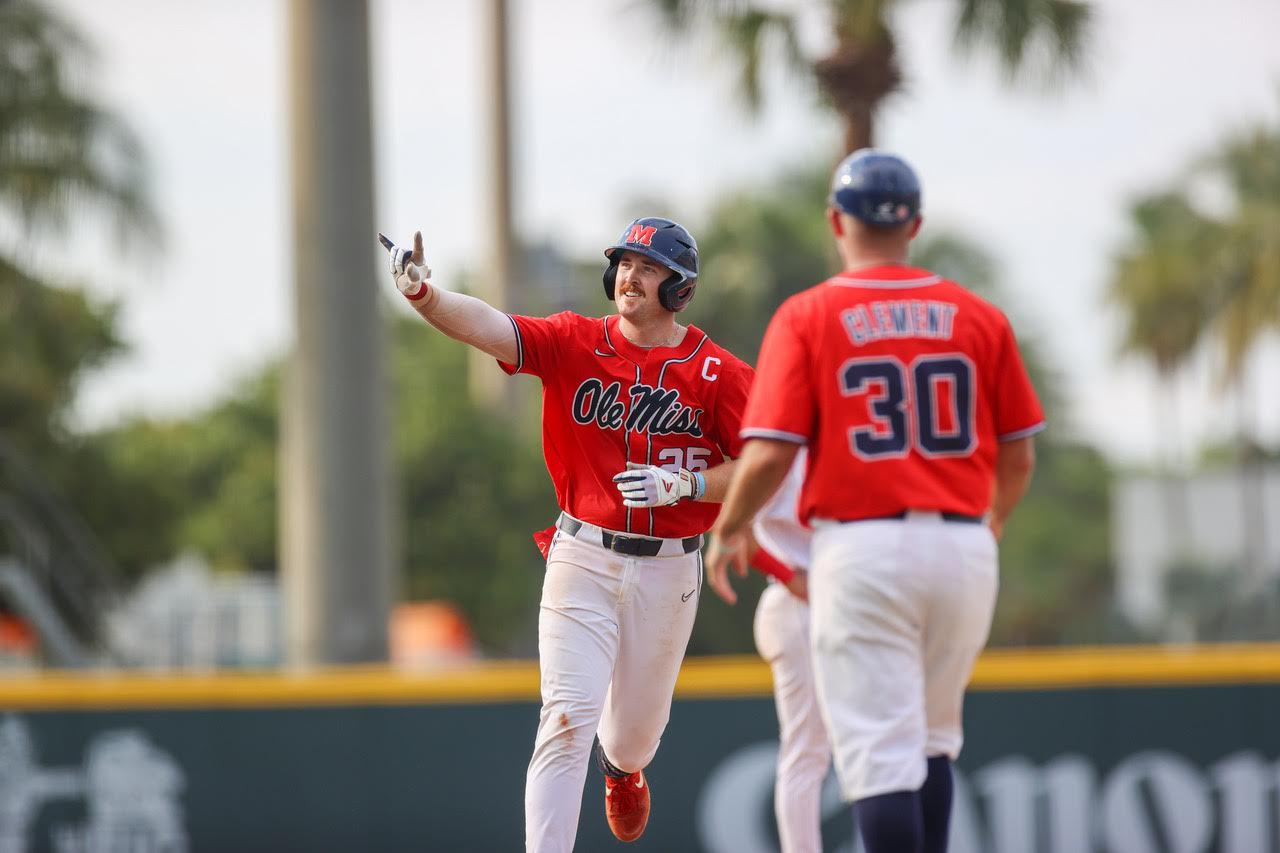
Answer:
[
  {"left": 754, "top": 581, "right": 831, "bottom": 853},
  {"left": 809, "top": 513, "right": 998, "bottom": 802},
  {"left": 524, "top": 531, "right": 702, "bottom": 853}
]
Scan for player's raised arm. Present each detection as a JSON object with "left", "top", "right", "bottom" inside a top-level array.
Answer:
[{"left": 378, "top": 231, "right": 518, "bottom": 365}]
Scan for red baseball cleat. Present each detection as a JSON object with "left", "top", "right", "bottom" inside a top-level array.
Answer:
[{"left": 604, "top": 770, "right": 650, "bottom": 842}]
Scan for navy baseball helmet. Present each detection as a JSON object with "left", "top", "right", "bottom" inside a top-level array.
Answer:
[
  {"left": 829, "top": 149, "right": 922, "bottom": 227},
  {"left": 603, "top": 217, "right": 699, "bottom": 312}
]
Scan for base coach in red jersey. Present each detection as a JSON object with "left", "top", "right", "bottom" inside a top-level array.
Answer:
[{"left": 706, "top": 150, "right": 1045, "bottom": 853}]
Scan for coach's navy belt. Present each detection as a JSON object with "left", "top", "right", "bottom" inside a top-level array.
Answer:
[
  {"left": 865, "top": 510, "right": 985, "bottom": 524},
  {"left": 557, "top": 514, "right": 702, "bottom": 558}
]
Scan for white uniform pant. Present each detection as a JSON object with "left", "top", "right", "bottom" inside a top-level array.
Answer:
[
  {"left": 754, "top": 582, "right": 831, "bottom": 853},
  {"left": 525, "top": 532, "right": 702, "bottom": 853},
  {"left": 809, "top": 514, "right": 998, "bottom": 802}
]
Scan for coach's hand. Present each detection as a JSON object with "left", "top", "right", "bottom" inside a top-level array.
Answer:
[
  {"left": 705, "top": 528, "right": 751, "bottom": 605},
  {"left": 378, "top": 231, "right": 432, "bottom": 298},
  {"left": 612, "top": 463, "right": 702, "bottom": 508}
]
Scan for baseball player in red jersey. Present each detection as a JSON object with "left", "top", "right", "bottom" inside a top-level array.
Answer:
[
  {"left": 706, "top": 150, "right": 1044, "bottom": 853},
  {"left": 380, "top": 217, "right": 753, "bottom": 852}
]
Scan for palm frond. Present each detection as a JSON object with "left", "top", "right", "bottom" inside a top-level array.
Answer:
[
  {"left": 1209, "top": 122, "right": 1280, "bottom": 210},
  {"left": 829, "top": 0, "right": 896, "bottom": 43},
  {"left": 1194, "top": 109, "right": 1280, "bottom": 377},
  {"left": 1108, "top": 192, "right": 1223, "bottom": 374},
  {"left": 721, "top": 9, "right": 806, "bottom": 110},
  {"left": 952, "top": 0, "right": 1092, "bottom": 87},
  {"left": 0, "top": 0, "right": 160, "bottom": 248},
  {"left": 642, "top": 0, "right": 750, "bottom": 31},
  {"left": 1212, "top": 202, "right": 1280, "bottom": 376},
  {"left": 640, "top": 0, "right": 809, "bottom": 115}
]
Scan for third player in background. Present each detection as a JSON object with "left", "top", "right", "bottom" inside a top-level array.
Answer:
[{"left": 720, "top": 448, "right": 837, "bottom": 853}]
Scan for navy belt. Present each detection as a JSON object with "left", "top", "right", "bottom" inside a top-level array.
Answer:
[
  {"left": 557, "top": 514, "right": 702, "bottom": 557},
  {"left": 865, "top": 510, "right": 985, "bottom": 525}
]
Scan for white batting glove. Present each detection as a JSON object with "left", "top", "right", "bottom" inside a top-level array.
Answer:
[
  {"left": 612, "top": 463, "right": 703, "bottom": 508},
  {"left": 378, "top": 231, "right": 433, "bottom": 299}
]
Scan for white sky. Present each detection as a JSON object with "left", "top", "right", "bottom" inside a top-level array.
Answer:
[{"left": 44, "top": 0, "right": 1280, "bottom": 466}]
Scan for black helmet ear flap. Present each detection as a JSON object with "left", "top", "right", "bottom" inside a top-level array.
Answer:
[
  {"left": 658, "top": 274, "right": 696, "bottom": 312},
  {"left": 603, "top": 263, "right": 618, "bottom": 300}
]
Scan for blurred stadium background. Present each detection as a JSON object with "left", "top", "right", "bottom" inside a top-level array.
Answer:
[{"left": 1, "top": 0, "right": 1278, "bottom": 850}]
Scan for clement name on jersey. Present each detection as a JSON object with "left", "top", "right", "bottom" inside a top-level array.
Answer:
[{"left": 501, "top": 311, "right": 755, "bottom": 539}]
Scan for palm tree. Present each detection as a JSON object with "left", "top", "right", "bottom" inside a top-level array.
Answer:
[
  {"left": 649, "top": 0, "right": 1092, "bottom": 153},
  {"left": 1109, "top": 117, "right": 1280, "bottom": 629},
  {"left": 1108, "top": 191, "right": 1223, "bottom": 560},
  {"left": 1109, "top": 118, "right": 1279, "bottom": 460},
  {"left": 1109, "top": 192, "right": 1223, "bottom": 385},
  {"left": 1205, "top": 121, "right": 1280, "bottom": 381},
  {"left": 0, "top": 0, "right": 158, "bottom": 657},
  {"left": 1202, "top": 120, "right": 1280, "bottom": 594},
  {"left": 0, "top": 0, "right": 159, "bottom": 454},
  {"left": 0, "top": 0, "right": 158, "bottom": 247}
]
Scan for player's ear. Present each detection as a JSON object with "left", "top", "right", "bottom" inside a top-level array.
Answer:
[
  {"left": 908, "top": 216, "right": 923, "bottom": 239},
  {"left": 827, "top": 207, "right": 844, "bottom": 237}
]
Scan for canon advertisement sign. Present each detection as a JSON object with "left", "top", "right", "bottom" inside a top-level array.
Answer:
[{"left": 699, "top": 743, "right": 1279, "bottom": 853}]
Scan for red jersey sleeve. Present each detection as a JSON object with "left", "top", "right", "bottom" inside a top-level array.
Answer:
[
  {"left": 498, "top": 311, "right": 578, "bottom": 379},
  {"left": 991, "top": 317, "right": 1047, "bottom": 441},
  {"left": 741, "top": 297, "right": 817, "bottom": 444},
  {"left": 707, "top": 354, "right": 754, "bottom": 459},
  {"left": 750, "top": 546, "right": 796, "bottom": 583}
]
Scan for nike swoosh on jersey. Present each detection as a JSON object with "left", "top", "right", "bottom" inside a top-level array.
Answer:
[{"left": 594, "top": 348, "right": 616, "bottom": 357}]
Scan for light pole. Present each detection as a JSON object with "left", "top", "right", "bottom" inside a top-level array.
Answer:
[{"left": 281, "top": 0, "right": 393, "bottom": 665}]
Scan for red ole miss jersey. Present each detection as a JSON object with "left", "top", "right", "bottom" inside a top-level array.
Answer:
[
  {"left": 500, "top": 312, "right": 754, "bottom": 539},
  {"left": 742, "top": 265, "right": 1045, "bottom": 524}
]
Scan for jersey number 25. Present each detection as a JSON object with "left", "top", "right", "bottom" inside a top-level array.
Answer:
[{"left": 656, "top": 447, "right": 713, "bottom": 472}]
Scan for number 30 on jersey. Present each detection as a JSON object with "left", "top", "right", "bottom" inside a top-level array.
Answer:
[{"left": 839, "top": 354, "right": 976, "bottom": 459}]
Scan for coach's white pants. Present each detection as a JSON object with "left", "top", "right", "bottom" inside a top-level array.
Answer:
[
  {"left": 754, "top": 582, "right": 831, "bottom": 853},
  {"left": 525, "top": 533, "right": 701, "bottom": 853},
  {"left": 809, "top": 514, "right": 998, "bottom": 802}
]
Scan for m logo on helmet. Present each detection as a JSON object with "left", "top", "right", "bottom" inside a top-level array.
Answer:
[{"left": 626, "top": 224, "right": 658, "bottom": 246}]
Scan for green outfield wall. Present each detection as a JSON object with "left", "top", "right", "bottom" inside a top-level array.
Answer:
[{"left": 2, "top": 645, "right": 1279, "bottom": 852}]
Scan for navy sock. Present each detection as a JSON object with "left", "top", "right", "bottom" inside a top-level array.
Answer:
[
  {"left": 854, "top": 790, "right": 923, "bottom": 853},
  {"left": 595, "top": 741, "right": 629, "bottom": 779},
  {"left": 920, "top": 756, "right": 954, "bottom": 853}
]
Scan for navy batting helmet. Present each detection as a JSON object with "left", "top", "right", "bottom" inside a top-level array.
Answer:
[
  {"left": 829, "top": 149, "right": 921, "bottom": 227},
  {"left": 603, "top": 217, "right": 699, "bottom": 312}
]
